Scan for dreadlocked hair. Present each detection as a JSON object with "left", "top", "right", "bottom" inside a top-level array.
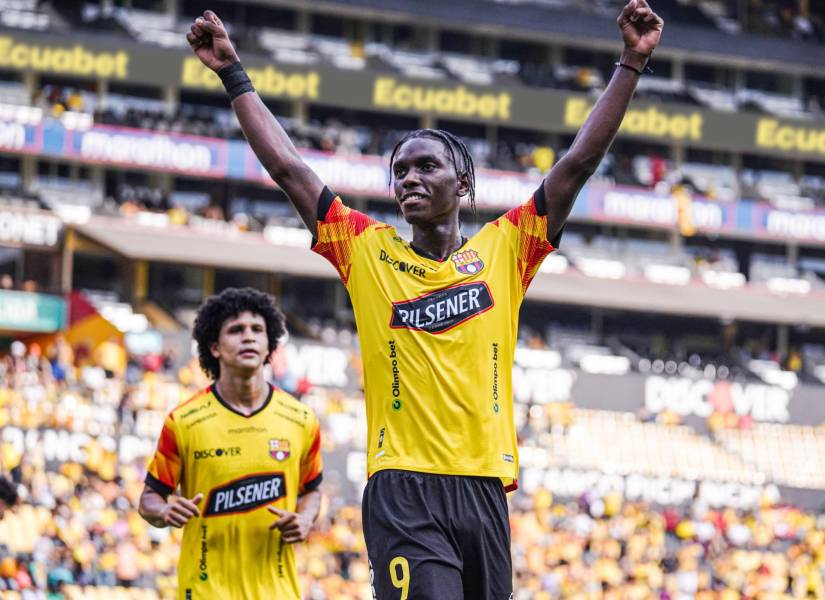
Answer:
[
  {"left": 193, "top": 287, "right": 286, "bottom": 381},
  {"left": 389, "top": 128, "right": 477, "bottom": 213}
]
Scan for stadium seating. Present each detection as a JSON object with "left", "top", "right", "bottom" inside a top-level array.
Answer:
[
  {"left": 716, "top": 423, "right": 825, "bottom": 489},
  {"left": 1, "top": 1, "right": 825, "bottom": 598}
]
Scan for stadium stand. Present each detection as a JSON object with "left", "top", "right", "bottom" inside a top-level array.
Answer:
[{"left": 0, "top": 0, "right": 824, "bottom": 597}]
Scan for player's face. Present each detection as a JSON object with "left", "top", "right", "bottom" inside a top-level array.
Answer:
[
  {"left": 211, "top": 311, "right": 269, "bottom": 375},
  {"left": 392, "top": 138, "right": 468, "bottom": 226}
]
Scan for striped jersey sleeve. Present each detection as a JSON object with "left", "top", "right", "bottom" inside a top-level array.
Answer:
[
  {"left": 145, "top": 412, "right": 182, "bottom": 496},
  {"left": 311, "top": 187, "right": 383, "bottom": 285},
  {"left": 299, "top": 411, "right": 323, "bottom": 494},
  {"left": 493, "top": 185, "right": 556, "bottom": 294}
]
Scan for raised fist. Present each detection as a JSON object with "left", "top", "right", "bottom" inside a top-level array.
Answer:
[
  {"left": 617, "top": 0, "right": 664, "bottom": 58},
  {"left": 186, "top": 10, "right": 240, "bottom": 72}
]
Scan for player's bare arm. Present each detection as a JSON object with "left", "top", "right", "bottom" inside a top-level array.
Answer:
[
  {"left": 542, "top": 0, "right": 663, "bottom": 241},
  {"left": 267, "top": 489, "right": 322, "bottom": 543},
  {"left": 139, "top": 486, "right": 203, "bottom": 529},
  {"left": 186, "top": 11, "right": 325, "bottom": 236}
]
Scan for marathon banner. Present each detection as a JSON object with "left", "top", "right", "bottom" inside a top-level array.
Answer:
[
  {"left": 570, "top": 185, "right": 738, "bottom": 235},
  {"left": 3, "top": 29, "right": 825, "bottom": 160},
  {"left": 571, "top": 184, "right": 825, "bottom": 244},
  {"left": 5, "top": 115, "right": 825, "bottom": 245}
]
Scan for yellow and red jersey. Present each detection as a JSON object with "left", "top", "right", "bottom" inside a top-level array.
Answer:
[
  {"left": 145, "top": 384, "right": 322, "bottom": 600},
  {"left": 313, "top": 186, "right": 554, "bottom": 491}
]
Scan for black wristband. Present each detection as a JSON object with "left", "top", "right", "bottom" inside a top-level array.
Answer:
[
  {"left": 615, "top": 61, "right": 654, "bottom": 76},
  {"left": 218, "top": 62, "right": 255, "bottom": 100}
]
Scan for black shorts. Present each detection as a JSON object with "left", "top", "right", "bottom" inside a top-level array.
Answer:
[{"left": 362, "top": 469, "right": 512, "bottom": 600}]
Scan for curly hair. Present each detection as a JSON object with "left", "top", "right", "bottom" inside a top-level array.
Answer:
[
  {"left": 388, "top": 128, "right": 477, "bottom": 213},
  {"left": 192, "top": 287, "right": 286, "bottom": 381}
]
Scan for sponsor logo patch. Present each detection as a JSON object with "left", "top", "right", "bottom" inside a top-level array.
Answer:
[
  {"left": 198, "top": 524, "right": 208, "bottom": 580},
  {"left": 378, "top": 249, "right": 428, "bottom": 278},
  {"left": 269, "top": 438, "right": 291, "bottom": 461},
  {"left": 205, "top": 473, "right": 286, "bottom": 516},
  {"left": 390, "top": 282, "right": 493, "bottom": 334},
  {"left": 194, "top": 447, "right": 241, "bottom": 460},
  {"left": 451, "top": 248, "right": 484, "bottom": 275}
]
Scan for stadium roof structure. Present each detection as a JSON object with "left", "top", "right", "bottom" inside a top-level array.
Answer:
[
  {"left": 75, "top": 216, "right": 825, "bottom": 328},
  {"left": 74, "top": 216, "right": 331, "bottom": 279},
  {"left": 267, "top": 0, "right": 825, "bottom": 75},
  {"left": 528, "top": 270, "right": 825, "bottom": 328}
]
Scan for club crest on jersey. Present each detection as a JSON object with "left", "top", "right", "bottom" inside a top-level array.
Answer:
[
  {"left": 451, "top": 249, "right": 484, "bottom": 275},
  {"left": 269, "top": 439, "right": 290, "bottom": 461}
]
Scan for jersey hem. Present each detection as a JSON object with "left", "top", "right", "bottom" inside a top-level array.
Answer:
[{"left": 368, "top": 464, "right": 517, "bottom": 488}]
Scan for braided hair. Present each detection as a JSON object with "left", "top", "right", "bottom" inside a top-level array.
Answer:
[{"left": 389, "top": 129, "right": 477, "bottom": 213}]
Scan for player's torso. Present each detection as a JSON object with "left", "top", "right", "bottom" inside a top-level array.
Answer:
[
  {"left": 347, "top": 225, "right": 521, "bottom": 481},
  {"left": 173, "top": 389, "right": 310, "bottom": 600}
]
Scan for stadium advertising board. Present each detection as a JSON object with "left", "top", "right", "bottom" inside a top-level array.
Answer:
[
  {"left": 343, "top": 449, "right": 822, "bottom": 509},
  {"left": 572, "top": 185, "right": 735, "bottom": 234},
  {"left": 643, "top": 375, "right": 791, "bottom": 423},
  {"left": 272, "top": 340, "right": 360, "bottom": 391},
  {"left": 0, "top": 208, "right": 62, "bottom": 248},
  {"left": 0, "top": 290, "right": 65, "bottom": 332},
  {"left": 3, "top": 29, "right": 825, "bottom": 160},
  {"left": 72, "top": 126, "right": 225, "bottom": 175},
  {"left": 564, "top": 97, "right": 704, "bottom": 143},
  {"left": 275, "top": 342, "right": 825, "bottom": 427},
  {"left": 6, "top": 115, "right": 825, "bottom": 244},
  {"left": 750, "top": 204, "right": 825, "bottom": 244},
  {"left": 574, "top": 185, "right": 825, "bottom": 244},
  {"left": 519, "top": 466, "right": 776, "bottom": 510},
  {"left": 0, "top": 34, "right": 130, "bottom": 80},
  {"left": 568, "top": 371, "right": 825, "bottom": 427},
  {"left": 181, "top": 57, "right": 322, "bottom": 101},
  {"left": 1, "top": 425, "right": 154, "bottom": 469}
]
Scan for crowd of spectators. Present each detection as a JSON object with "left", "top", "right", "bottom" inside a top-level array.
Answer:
[
  {"left": 744, "top": 0, "right": 824, "bottom": 43},
  {"left": 0, "top": 326, "right": 823, "bottom": 598}
]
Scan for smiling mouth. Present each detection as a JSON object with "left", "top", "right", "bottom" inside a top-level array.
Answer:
[{"left": 401, "top": 193, "right": 428, "bottom": 204}]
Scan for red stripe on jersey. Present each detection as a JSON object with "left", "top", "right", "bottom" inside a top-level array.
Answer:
[
  {"left": 157, "top": 420, "right": 178, "bottom": 457},
  {"left": 300, "top": 426, "right": 323, "bottom": 489},
  {"left": 314, "top": 197, "right": 381, "bottom": 284},
  {"left": 496, "top": 195, "right": 554, "bottom": 293}
]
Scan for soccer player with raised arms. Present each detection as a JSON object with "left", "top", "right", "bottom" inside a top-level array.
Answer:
[
  {"left": 187, "top": 3, "right": 662, "bottom": 597},
  {"left": 138, "top": 288, "right": 323, "bottom": 599}
]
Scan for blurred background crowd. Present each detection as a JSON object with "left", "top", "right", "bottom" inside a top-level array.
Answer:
[
  {"left": 0, "top": 0, "right": 824, "bottom": 598},
  {"left": 0, "top": 328, "right": 823, "bottom": 599}
]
